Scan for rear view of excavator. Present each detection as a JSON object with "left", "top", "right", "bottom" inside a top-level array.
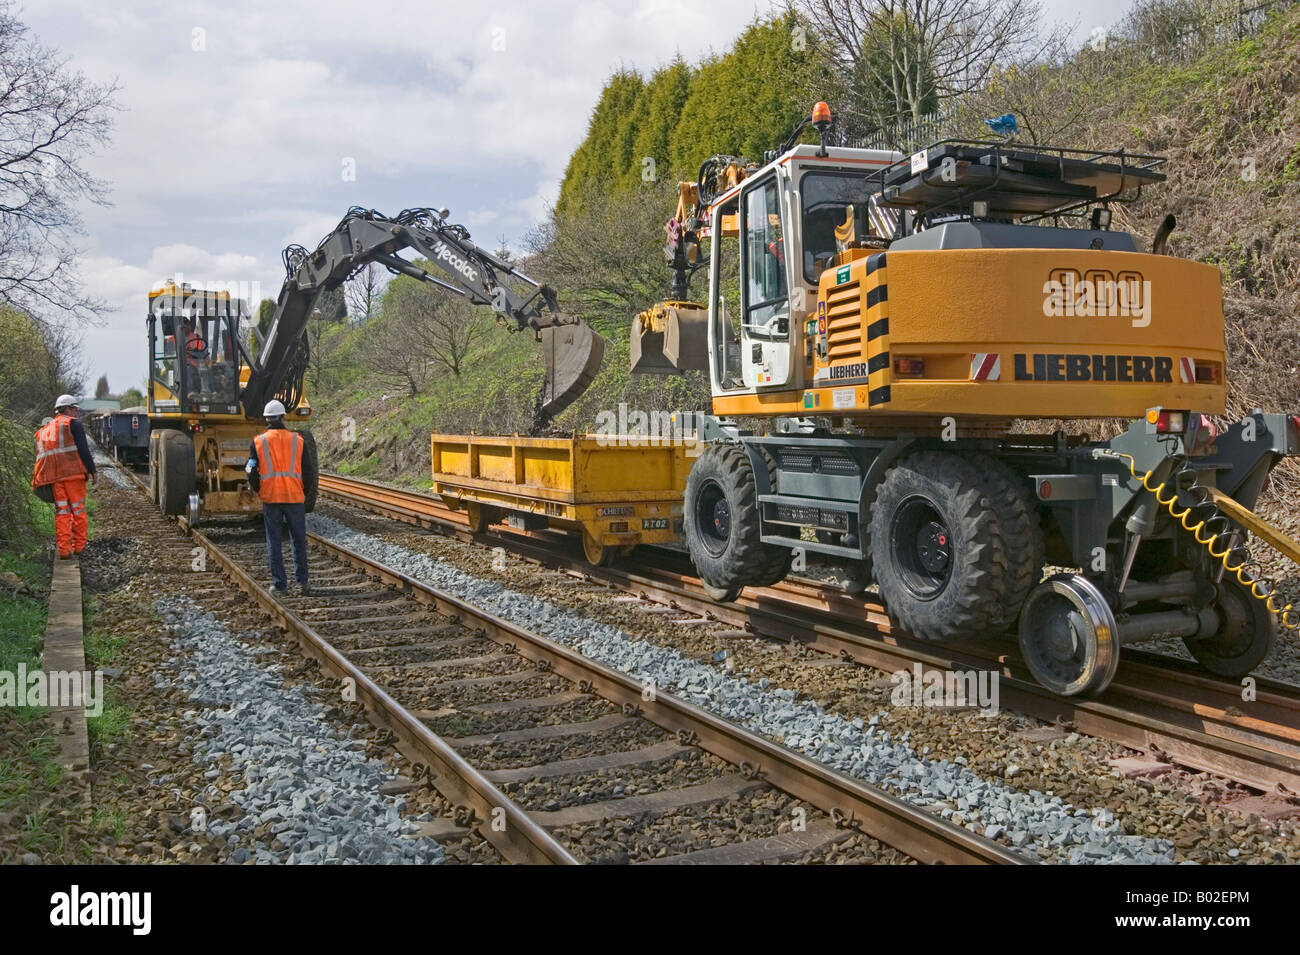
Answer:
[
  {"left": 146, "top": 207, "right": 604, "bottom": 525},
  {"left": 630, "top": 102, "right": 1300, "bottom": 698}
]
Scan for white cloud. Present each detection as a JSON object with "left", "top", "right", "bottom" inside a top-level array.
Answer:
[{"left": 25, "top": 0, "right": 1126, "bottom": 391}]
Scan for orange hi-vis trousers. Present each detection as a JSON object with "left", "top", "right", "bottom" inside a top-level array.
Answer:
[{"left": 53, "top": 476, "right": 87, "bottom": 557}]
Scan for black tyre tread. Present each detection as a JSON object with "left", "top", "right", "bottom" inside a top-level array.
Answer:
[
  {"left": 159, "top": 429, "right": 194, "bottom": 516},
  {"left": 970, "top": 453, "right": 1045, "bottom": 631},
  {"left": 753, "top": 446, "right": 794, "bottom": 586},
  {"left": 869, "top": 450, "right": 1008, "bottom": 642},
  {"left": 149, "top": 436, "right": 160, "bottom": 505},
  {"left": 683, "top": 443, "right": 790, "bottom": 594}
]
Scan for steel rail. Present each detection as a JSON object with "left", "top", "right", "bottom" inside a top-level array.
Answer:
[
  {"left": 130, "top": 466, "right": 1026, "bottom": 863},
  {"left": 309, "top": 529, "right": 1029, "bottom": 865},
  {"left": 321, "top": 471, "right": 1300, "bottom": 793},
  {"left": 122, "top": 467, "right": 577, "bottom": 864}
]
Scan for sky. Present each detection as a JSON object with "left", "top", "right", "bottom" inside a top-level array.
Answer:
[{"left": 23, "top": 0, "right": 1136, "bottom": 394}]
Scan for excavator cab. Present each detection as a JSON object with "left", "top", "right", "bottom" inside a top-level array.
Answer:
[{"left": 148, "top": 281, "right": 245, "bottom": 417}]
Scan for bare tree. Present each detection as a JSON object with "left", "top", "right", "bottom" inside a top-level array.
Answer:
[
  {"left": 304, "top": 287, "right": 346, "bottom": 391},
  {"left": 0, "top": 3, "right": 118, "bottom": 323},
  {"left": 344, "top": 262, "right": 385, "bottom": 324},
  {"left": 364, "top": 277, "right": 489, "bottom": 394},
  {"left": 795, "top": 0, "right": 1050, "bottom": 136},
  {"left": 525, "top": 179, "right": 677, "bottom": 333}
]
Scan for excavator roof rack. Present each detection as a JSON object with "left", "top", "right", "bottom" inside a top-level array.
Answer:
[{"left": 869, "top": 139, "right": 1166, "bottom": 223}]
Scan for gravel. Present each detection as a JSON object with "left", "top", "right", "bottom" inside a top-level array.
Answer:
[
  {"left": 308, "top": 513, "right": 1177, "bottom": 864},
  {"left": 154, "top": 595, "right": 444, "bottom": 865},
  {"left": 90, "top": 450, "right": 136, "bottom": 489}
]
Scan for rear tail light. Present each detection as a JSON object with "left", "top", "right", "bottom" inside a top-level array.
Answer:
[
  {"left": 1146, "top": 408, "right": 1186, "bottom": 433},
  {"left": 894, "top": 357, "right": 925, "bottom": 377},
  {"left": 1195, "top": 364, "right": 1218, "bottom": 384}
]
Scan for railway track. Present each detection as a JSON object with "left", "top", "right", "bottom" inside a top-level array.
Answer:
[
  {"left": 107, "top": 461, "right": 1027, "bottom": 864},
  {"left": 320, "top": 472, "right": 1300, "bottom": 795}
]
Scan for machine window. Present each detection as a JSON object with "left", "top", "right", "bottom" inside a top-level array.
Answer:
[
  {"left": 743, "top": 179, "right": 788, "bottom": 339},
  {"left": 800, "top": 171, "right": 872, "bottom": 283},
  {"left": 712, "top": 197, "right": 743, "bottom": 389}
]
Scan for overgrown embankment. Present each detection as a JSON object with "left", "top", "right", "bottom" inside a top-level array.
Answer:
[{"left": 316, "top": 6, "right": 1300, "bottom": 497}]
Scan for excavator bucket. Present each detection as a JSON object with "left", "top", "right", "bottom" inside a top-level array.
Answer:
[
  {"left": 540, "top": 318, "right": 605, "bottom": 418},
  {"left": 630, "top": 302, "right": 709, "bottom": 374}
]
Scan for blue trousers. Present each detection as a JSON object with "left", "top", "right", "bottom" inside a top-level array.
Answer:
[{"left": 262, "top": 502, "right": 309, "bottom": 590}]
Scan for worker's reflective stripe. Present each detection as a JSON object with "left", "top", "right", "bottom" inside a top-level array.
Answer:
[
  {"left": 33, "top": 415, "right": 87, "bottom": 485},
  {"left": 257, "top": 433, "right": 300, "bottom": 478},
  {"left": 256, "top": 430, "right": 305, "bottom": 504}
]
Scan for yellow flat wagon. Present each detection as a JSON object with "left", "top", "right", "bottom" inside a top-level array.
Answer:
[{"left": 431, "top": 434, "right": 692, "bottom": 565}]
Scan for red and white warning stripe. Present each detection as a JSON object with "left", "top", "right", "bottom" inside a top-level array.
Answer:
[
  {"left": 1179, "top": 357, "right": 1196, "bottom": 383},
  {"left": 970, "top": 353, "right": 1001, "bottom": 381}
]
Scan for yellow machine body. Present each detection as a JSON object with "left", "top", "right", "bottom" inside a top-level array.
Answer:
[
  {"left": 711, "top": 247, "right": 1226, "bottom": 420},
  {"left": 432, "top": 433, "right": 693, "bottom": 563}
]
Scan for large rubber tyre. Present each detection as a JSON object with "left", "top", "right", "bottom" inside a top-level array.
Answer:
[
  {"left": 869, "top": 451, "right": 1008, "bottom": 642},
  {"left": 752, "top": 447, "right": 794, "bottom": 586},
  {"left": 299, "top": 430, "right": 319, "bottom": 513},
  {"left": 683, "top": 443, "right": 790, "bottom": 599},
  {"left": 159, "top": 429, "right": 195, "bottom": 517},
  {"left": 149, "top": 435, "right": 161, "bottom": 505},
  {"left": 970, "top": 453, "right": 1044, "bottom": 631}
]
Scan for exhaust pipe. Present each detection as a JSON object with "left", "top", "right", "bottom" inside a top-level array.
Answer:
[{"left": 1152, "top": 214, "right": 1176, "bottom": 255}]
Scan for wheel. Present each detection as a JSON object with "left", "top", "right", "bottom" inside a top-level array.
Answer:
[
  {"left": 702, "top": 581, "right": 742, "bottom": 602},
  {"left": 582, "top": 531, "right": 617, "bottom": 567},
  {"left": 753, "top": 447, "right": 794, "bottom": 586},
  {"left": 971, "top": 454, "right": 1044, "bottom": 630},
  {"left": 300, "top": 430, "right": 319, "bottom": 513},
  {"left": 868, "top": 451, "right": 1007, "bottom": 641},
  {"left": 1019, "top": 574, "right": 1120, "bottom": 696},
  {"left": 1184, "top": 574, "right": 1275, "bottom": 677},
  {"left": 683, "top": 443, "right": 791, "bottom": 597},
  {"left": 159, "top": 430, "right": 195, "bottom": 516},
  {"left": 465, "top": 503, "right": 494, "bottom": 533},
  {"left": 149, "top": 435, "right": 160, "bottom": 505}
]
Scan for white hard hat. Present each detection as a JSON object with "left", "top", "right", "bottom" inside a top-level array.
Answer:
[
  {"left": 55, "top": 394, "right": 79, "bottom": 409},
  {"left": 262, "top": 399, "right": 287, "bottom": 417}
]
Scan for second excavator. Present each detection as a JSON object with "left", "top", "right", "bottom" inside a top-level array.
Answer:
[{"left": 146, "top": 206, "right": 604, "bottom": 524}]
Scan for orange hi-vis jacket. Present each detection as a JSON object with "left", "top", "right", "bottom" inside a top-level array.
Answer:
[
  {"left": 255, "top": 429, "right": 305, "bottom": 504},
  {"left": 33, "top": 414, "right": 87, "bottom": 487}
]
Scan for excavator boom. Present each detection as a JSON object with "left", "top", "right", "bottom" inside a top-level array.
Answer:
[{"left": 244, "top": 207, "right": 603, "bottom": 422}]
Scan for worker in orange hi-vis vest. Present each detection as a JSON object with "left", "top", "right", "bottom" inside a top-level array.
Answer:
[
  {"left": 245, "top": 399, "right": 315, "bottom": 596},
  {"left": 32, "top": 395, "right": 98, "bottom": 559}
]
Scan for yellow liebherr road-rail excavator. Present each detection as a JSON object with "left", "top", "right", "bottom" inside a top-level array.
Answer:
[
  {"left": 145, "top": 207, "right": 603, "bottom": 524},
  {"left": 631, "top": 102, "right": 1300, "bottom": 697}
]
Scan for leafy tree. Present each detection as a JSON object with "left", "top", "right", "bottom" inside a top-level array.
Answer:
[
  {"left": 668, "top": 13, "right": 822, "bottom": 175},
  {"left": 94, "top": 374, "right": 109, "bottom": 399},
  {"left": 118, "top": 386, "right": 145, "bottom": 408},
  {"left": 557, "top": 70, "right": 646, "bottom": 216},
  {"left": 627, "top": 59, "right": 693, "bottom": 190}
]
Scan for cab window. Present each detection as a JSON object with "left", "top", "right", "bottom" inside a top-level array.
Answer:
[
  {"left": 742, "top": 178, "right": 788, "bottom": 339},
  {"left": 800, "top": 171, "right": 872, "bottom": 283}
]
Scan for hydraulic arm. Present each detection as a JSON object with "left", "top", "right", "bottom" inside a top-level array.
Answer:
[{"left": 242, "top": 206, "right": 604, "bottom": 421}]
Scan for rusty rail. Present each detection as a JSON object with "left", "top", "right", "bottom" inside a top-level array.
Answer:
[{"left": 321, "top": 471, "right": 1300, "bottom": 794}]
